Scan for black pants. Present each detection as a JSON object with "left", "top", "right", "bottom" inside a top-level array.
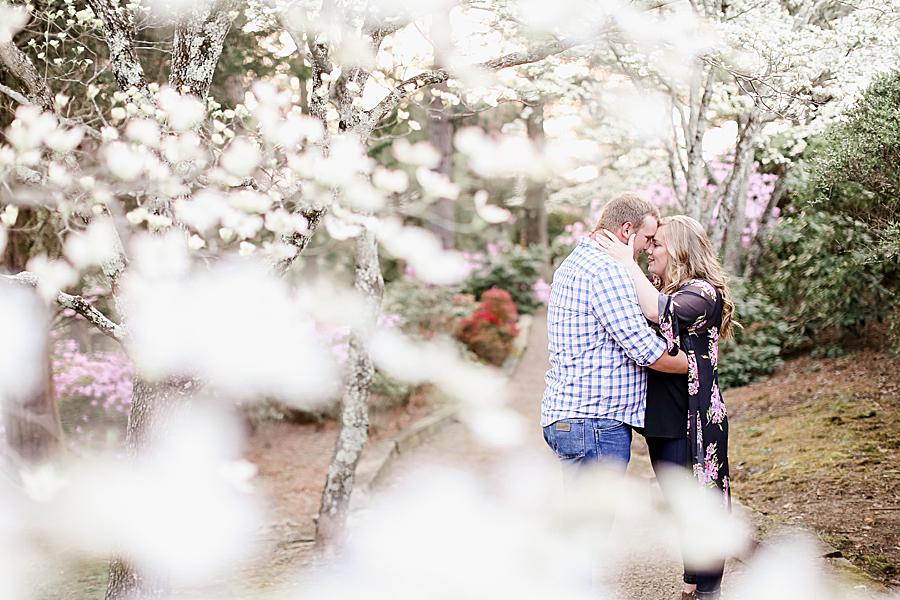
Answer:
[{"left": 646, "top": 436, "right": 725, "bottom": 599}]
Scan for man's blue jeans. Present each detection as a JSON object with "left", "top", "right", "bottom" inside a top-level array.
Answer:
[{"left": 542, "top": 418, "right": 632, "bottom": 475}]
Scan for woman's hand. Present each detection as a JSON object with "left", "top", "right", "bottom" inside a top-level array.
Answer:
[{"left": 590, "top": 229, "right": 635, "bottom": 266}]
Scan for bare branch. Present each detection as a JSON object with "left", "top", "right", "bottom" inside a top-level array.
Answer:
[
  {"left": 0, "top": 81, "right": 31, "bottom": 106},
  {"left": 0, "top": 42, "right": 54, "bottom": 112},
  {"left": 367, "top": 37, "right": 577, "bottom": 124},
  {"left": 3, "top": 272, "right": 126, "bottom": 342}
]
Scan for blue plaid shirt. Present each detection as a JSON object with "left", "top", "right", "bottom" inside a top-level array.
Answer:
[{"left": 541, "top": 237, "right": 666, "bottom": 428}]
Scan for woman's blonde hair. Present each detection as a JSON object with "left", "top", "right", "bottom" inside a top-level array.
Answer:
[{"left": 657, "top": 215, "right": 737, "bottom": 340}]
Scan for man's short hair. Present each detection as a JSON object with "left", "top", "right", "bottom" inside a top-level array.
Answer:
[{"left": 595, "top": 193, "right": 659, "bottom": 232}]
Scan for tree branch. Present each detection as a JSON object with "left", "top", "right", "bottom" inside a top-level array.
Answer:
[
  {"left": 3, "top": 272, "right": 126, "bottom": 342},
  {"left": 0, "top": 81, "right": 31, "bottom": 106},
  {"left": 0, "top": 42, "right": 54, "bottom": 112},
  {"left": 272, "top": 208, "right": 327, "bottom": 276},
  {"left": 367, "top": 37, "right": 577, "bottom": 124}
]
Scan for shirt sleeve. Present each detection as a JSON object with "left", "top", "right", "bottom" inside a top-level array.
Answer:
[
  {"left": 589, "top": 265, "right": 666, "bottom": 367},
  {"left": 663, "top": 282, "right": 718, "bottom": 328}
]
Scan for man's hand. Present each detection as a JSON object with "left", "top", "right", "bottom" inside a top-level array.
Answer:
[{"left": 649, "top": 348, "right": 689, "bottom": 374}]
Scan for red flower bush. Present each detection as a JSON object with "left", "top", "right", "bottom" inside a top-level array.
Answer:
[{"left": 455, "top": 288, "right": 520, "bottom": 366}]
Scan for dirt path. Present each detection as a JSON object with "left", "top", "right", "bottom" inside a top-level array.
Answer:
[{"left": 376, "top": 308, "right": 745, "bottom": 599}]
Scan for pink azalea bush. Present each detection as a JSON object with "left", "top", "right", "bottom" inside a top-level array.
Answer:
[{"left": 53, "top": 339, "right": 133, "bottom": 414}]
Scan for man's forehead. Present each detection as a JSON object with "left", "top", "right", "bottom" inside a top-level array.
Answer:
[{"left": 640, "top": 214, "right": 660, "bottom": 233}]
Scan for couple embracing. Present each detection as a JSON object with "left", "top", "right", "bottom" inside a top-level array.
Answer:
[{"left": 541, "top": 193, "right": 735, "bottom": 600}]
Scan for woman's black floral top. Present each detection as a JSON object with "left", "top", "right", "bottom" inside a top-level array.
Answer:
[{"left": 658, "top": 279, "right": 731, "bottom": 507}]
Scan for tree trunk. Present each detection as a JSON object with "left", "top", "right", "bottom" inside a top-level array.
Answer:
[
  {"left": 315, "top": 228, "right": 384, "bottom": 545},
  {"left": 104, "top": 376, "right": 198, "bottom": 600},
  {"left": 683, "top": 66, "right": 715, "bottom": 222},
  {"left": 743, "top": 172, "right": 787, "bottom": 279},
  {"left": 85, "top": 0, "right": 148, "bottom": 94},
  {"left": 710, "top": 112, "right": 759, "bottom": 257},
  {"left": 169, "top": 0, "right": 240, "bottom": 98},
  {"left": 522, "top": 99, "right": 548, "bottom": 251},
  {"left": 427, "top": 86, "right": 456, "bottom": 249},
  {"left": 3, "top": 338, "right": 62, "bottom": 465}
]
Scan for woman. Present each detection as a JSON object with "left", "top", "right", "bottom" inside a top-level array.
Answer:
[{"left": 593, "top": 215, "right": 735, "bottom": 600}]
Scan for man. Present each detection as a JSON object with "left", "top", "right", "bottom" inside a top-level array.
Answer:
[{"left": 542, "top": 193, "right": 688, "bottom": 474}]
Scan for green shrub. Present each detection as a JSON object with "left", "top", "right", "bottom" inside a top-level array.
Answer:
[
  {"left": 757, "top": 211, "right": 898, "bottom": 350},
  {"left": 462, "top": 245, "right": 546, "bottom": 314},
  {"left": 370, "top": 370, "right": 415, "bottom": 407},
  {"left": 718, "top": 280, "right": 789, "bottom": 389},
  {"left": 382, "top": 278, "right": 476, "bottom": 338},
  {"left": 804, "top": 71, "right": 899, "bottom": 231}
]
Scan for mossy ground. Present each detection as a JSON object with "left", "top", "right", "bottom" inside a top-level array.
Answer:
[{"left": 728, "top": 350, "right": 899, "bottom": 586}]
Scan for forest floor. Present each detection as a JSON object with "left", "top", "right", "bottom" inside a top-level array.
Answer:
[{"left": 727, "top": 350, "right": 899, "bottom": 586}]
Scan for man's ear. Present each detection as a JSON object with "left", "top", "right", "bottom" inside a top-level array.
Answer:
[{"left": 621, "top": 222, "right": 633, "bottom": 238}]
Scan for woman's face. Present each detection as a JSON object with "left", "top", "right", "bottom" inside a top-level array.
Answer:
[{"left": 647, "top": 225, "right": 669, "bottom": 279}]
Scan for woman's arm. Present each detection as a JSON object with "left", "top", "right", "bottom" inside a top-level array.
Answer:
[{"left": 591, "top": 230, "right": 662, "bottom": 322}]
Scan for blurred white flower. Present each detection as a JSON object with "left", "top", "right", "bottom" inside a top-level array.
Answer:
[
  {"left": 21, "top": 465, "right": 68, "bottom": 504},
  {"left": 655, "top": 465, "right": 752, "bottom": 569},
  {"left": 162, "top": 131, "right": 204, "bottom": 163},
  {"left": 221, "top": 138, "right": 261, "bottom": 178},
  {"left": 125, "top": 119, "right": 161, "bottom": 148},
  {"left": 159, "top": 87, "right": 205, "bottom": 132},
  {"left": 374, "top": 219, "right": 470, "bottom": 286},
  {"left": 45, "top": 126, "right": 84, "bottom": 153},
  {"left": 0, "top": 205, "right": 18, "bottom": 227},
  {"left": 730, "top": 533, "right": 831, "bottom": 600},
  {"left": 392, "top": 138, "right": 441, "bottom": 169},
  {"left": 175, "top": 189, "right": 230, "bottom": 232},
  {"left": 324, "top": 214, "right": 364, "bottom": 241},
  {"left": 228, "top": 189, "right": 272, "bottom": 214},
  {"left": 7, "top": 106, "right": 57, "bottom": 151},
  {"left": 372, "top": 167, "right": 409, "bottom": 194},
  {"left": 473, "top": 190, "right": 512, "bottom": 224},
  {"left": 46, "top": 405, "right": 264, "bottom": 586},
  {"left": 416, "top": 168, "right": 459, "bottom": 200},
  {"left": 0, "top": 2, "right": 30, "bottom": 43},
  {"left": 25, "top": 254, "right": 77, "bottom": 301},
  {"left": 63, "top": 219, "right": 119, "bottom": 269},
  {"left": 104, "top": 142, "right": 144, "bottom": 181},
  {"left": 370, "top": 328, "right": 507, "bottom": 407},
  {"left": 47, "top": 162, "right": 71, "bottom": 187},
  {"left": 0, "top": 283, "right": 49, "bottom": 405},
  {"left": 122, "top": 247, "right": 339, "bottom": 405}
]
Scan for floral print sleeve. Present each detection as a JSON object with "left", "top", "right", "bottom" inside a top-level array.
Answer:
[{"left": 658, "top": 279, "right": 731, "bottom": 508}]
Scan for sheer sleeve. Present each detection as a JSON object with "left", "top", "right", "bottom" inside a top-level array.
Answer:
[
  {"left": 670, "top": 281, "right": 718, "bottom": 329},
  {"left": 658, "top": 280, "right": 719, "bottom": 352}
]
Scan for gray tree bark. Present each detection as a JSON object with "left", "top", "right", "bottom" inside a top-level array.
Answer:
[
  {"left": 85, "top": 0, "right": 148, "bottom": 94},
  {"left": 169, "top": 0, "right": 240, "bottom": 98},
  {"left": 0, "top": 42, "right": 54, "bottom": 112},
  {"left": 2, "top": 337, "right": 63, "bottom": 465},
  {"left": 522, "top": 99, "right": 548, "bottom": 251},
  {"left": 742, "top": 170, "right": 787, "bottom": 279},
  {"left": 683, "top": 66, "right": 715, "bottom": 222},
  {"left": 315, "top": 228, "right": 384, "bottom": 545},
  {"left": 427, "top": 85, "right": 456, "bottom": 249},
  {"left": 105, "top": 376, "right": 199, "bottom": 600},
  {"left": 710, "top": 112, "right": 760, "bottom": 257}
]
